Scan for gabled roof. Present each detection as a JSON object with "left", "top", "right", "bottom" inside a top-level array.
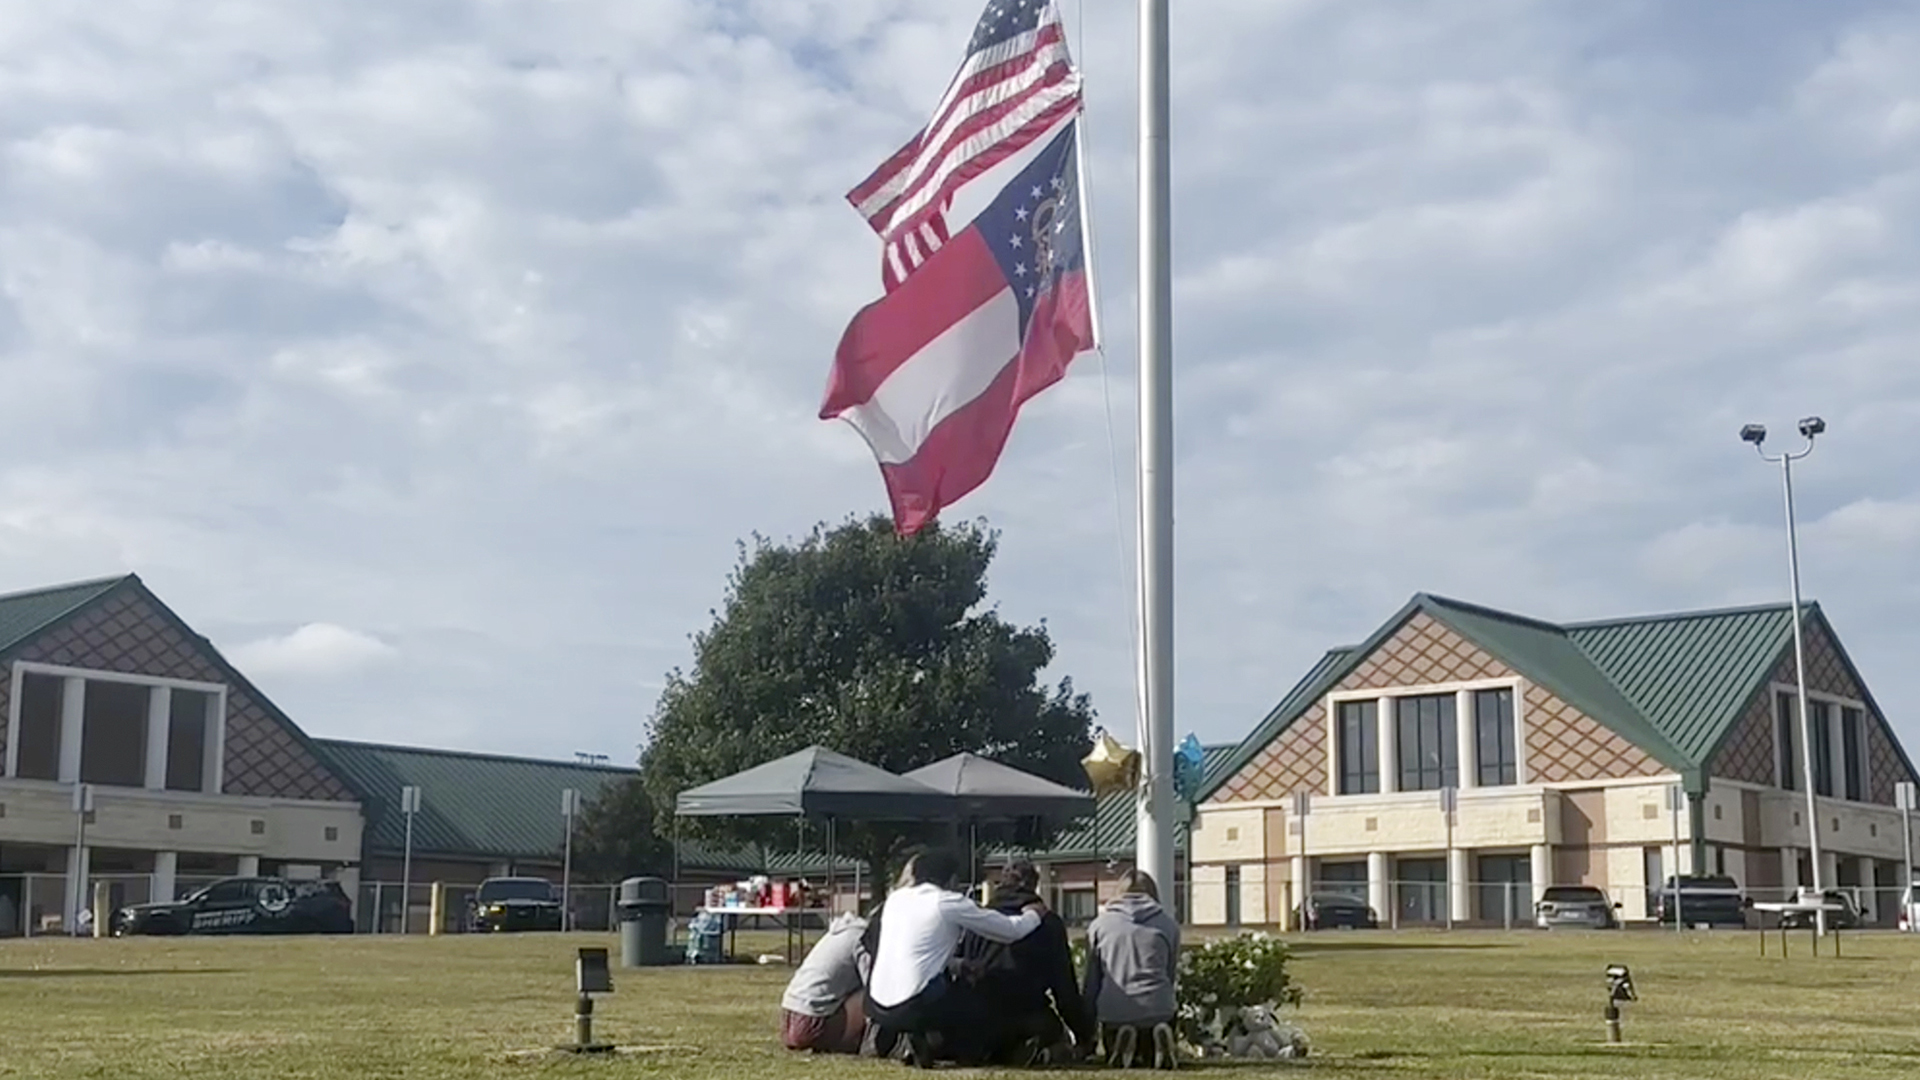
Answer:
[
  {"left": 314, "top": 739, "right": 635, "bottom": 861},
  {"left": 1198, "top": 593, "right": 1887, "bottom": 803},
  {"left": 0, "top": 576, "right": 132, "bottom": 654},
  {"left": 1565, "top": 603, "right": 1796, "bottom": 764}
]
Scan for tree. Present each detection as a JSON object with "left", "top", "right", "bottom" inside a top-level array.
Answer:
[
  {"left": 640, "top": 514, "right": 1096, "bottom": 888},
  {"left": 571, "top": 776, "right": 670, "bottom": 883}
]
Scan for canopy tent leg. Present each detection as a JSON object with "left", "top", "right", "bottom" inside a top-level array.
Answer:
[{"left": 826, "top": 818, "right": 837, "bottom": 913}]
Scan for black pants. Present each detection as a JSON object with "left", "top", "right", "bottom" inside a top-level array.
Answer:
[{"left": 867, "top": 976, "right": 995, "bottom": 1065}]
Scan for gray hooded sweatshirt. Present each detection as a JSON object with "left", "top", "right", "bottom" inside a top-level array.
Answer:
[{"left": 1082, "top": 892, "right": 1181, "bottom": 1026}]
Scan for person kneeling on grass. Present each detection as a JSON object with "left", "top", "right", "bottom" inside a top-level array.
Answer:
[
  {"left": 780, "top": 911, "right": 871, "bottom": 1054},
  {"left": 954, "top": 859, "right": 1094, "bottom": 1066},
  {"left": 1083, "top": 870, "right": 1181, "bottom": 1069},
  {"left": 863, "top": 848, "right": 1046, "bottom": 1068}
]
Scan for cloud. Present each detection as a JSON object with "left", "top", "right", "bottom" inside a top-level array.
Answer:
[
  {"left": 226, "top": 624, "right": 399, "bottom": 678},
  {"left": 1, "top": 0, "right": 1919, "bottom": 764}
]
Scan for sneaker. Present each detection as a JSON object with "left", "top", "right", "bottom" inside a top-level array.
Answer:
[
  {"left": 1151, "top": 1023, "right": 1177, "bottom": 1069},
  {"left": 906, "top": 1032, "right": 935, "bottom": 1070},
  {"left": 1109, "top": 1025, "right": 1138, "bottom": 1069}
]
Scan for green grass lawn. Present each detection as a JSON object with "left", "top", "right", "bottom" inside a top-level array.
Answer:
[{"left": 1, "top": 928, "right": 1916, "bottom": 1079}]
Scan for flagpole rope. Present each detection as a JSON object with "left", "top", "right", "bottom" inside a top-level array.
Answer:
[{"left": 1068, "top": 0, "right": 1147, "bottom": 744}]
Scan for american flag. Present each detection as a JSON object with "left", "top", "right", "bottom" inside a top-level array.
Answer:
[{"left": 848, "top": 0, "right": 1082, "bottom": 292}]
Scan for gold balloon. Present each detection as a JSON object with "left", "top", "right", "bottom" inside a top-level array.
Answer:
[{"left": 1081, "top": 730, "right": 1141, "bottom": 797}]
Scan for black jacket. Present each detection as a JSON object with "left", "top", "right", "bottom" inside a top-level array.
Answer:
[{"left": 956, "top": 887, "right": 1093, "bottom": 1045}]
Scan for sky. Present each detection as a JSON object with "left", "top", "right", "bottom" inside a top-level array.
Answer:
[{"left": 4, "top": 0, "right": 1920, "bottom": 766}]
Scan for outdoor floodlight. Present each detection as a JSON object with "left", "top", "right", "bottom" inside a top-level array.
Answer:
[
  {"left": 1739, "top": 424, "right": 1767, "bottom": 446},
  {"left": 1603, "top": 964, "right": 1635, "bottom": 1044},
  {"left": 1798, "top": 416, "right": 1826, "bottom": 439},
  {"left": 563, "top": 947, "right": 615, "bottom": 1054}
]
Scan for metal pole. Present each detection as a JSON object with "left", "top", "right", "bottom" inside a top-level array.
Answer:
[
  {"left": 1670, "top": 784, "right": 1683, "bottom": 932},
  {"left": 1782, "top": 454, "right": 1827, "bottom": 936},
  {"left": 561, "top": 792, "right": 576, "bottom": 934},
  {"left": 1898, "top": 783, "right": 1915, "bottom": 930},
  {"left": 400, "top": 795, "right": 415, "bottom": 935},
  {"left": 1132, "top": 0, "right": 1176, "bottom": 902}
]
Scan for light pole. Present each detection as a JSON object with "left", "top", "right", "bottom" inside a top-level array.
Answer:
[{"left": 1741, "top": 417, "right": 1827, "bottom": 935}]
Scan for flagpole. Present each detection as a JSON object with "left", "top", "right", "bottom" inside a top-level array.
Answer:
[{"left": 1133, "top": 0, "right": 1176, "bottom": 897}]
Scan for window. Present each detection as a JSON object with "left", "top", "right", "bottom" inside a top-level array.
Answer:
[
  {"left": 1473, "top": 688, "right": 1517, "bottom": 786},
  {"left": 1841, "top": 707, "right": 1864, "bottom": 802},
  {"left": 1396, "top": 694, "right": 1458, "bottom": 792},
  {"left": 1810, "top": 700, "right": 1834, "bottom": 797},
  {"left": 1776, "top": 692, "right": 1798, "bottom": 791},
  {"left": 1224, "top": 866, "right": 1242, "bottom": 927},
  {"left": 1336, "top": 700, "right": 1379, "bottom": 794},
  {"left": 1318, "top": 860, "right": 1368, "bottom": 901}
]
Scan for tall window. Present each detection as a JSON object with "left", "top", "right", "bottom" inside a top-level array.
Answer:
[
  {"left": 1337, "top": 700, "right": 1379, "bottom": 794},
  {"left": 1776, "top": 692, "right": 1798, "bottom": 791},
  {"left": 1841, "top": 707, "right": 1864, "bottom": 802},
  {"left": 1810, "top": 700, "right": 1835, "bottom": 797},
  {"left": 1473, "top": 688, "right": 1517, "bottom": 786},
  {"left": 1396, "top": 694, "right": 1458, "bottom": 792}
]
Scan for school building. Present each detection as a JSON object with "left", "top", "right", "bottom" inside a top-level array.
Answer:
[{"left": 1188, "top": 594, "right": 1920, "bottom": 928}]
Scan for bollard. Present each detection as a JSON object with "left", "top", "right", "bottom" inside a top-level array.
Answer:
[{"left": 574, "top": 993, "right": 594, "bottom": 1049}]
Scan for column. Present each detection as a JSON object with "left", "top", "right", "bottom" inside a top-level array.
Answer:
[
  {"left": 201, "top": 693, "right": 224, "bottom": 794},
  {"left": 1780, "top": 846, "right": 1801, "bottom": 900},
  {"left": 1828, "top": 707, "right": 1846, "bottom": 798},
  {"left": 1530, "top": 843, "right": 1553, "bottom": 905},
  {"left": 143, "top": 686, "right": 171, "bottom": 791},
  {"left": 1819, "top": 850, "right": 1839, "bottom": 896},
  {"left": 1455, "top": 690, "right": 1476, "bottom": 789},
  {"left": 1447, "top": 847, "right": 1470, "bottom": 925},
  {"left": 1376, "top": 696, "right": 1397, "bottom": 793},
  {"left": 237, "top": 855, "right": 260, "bottom": 878},
  {"left": 1290, "top": 854, "right": 1307, "bottom": 930},
  {"left": 1854, "top": 856, "right": 1876, "bottom": 922},
  {"left": 335, "top": 866, "right": 362, "bottom": 922},
  {"left": 63, "top": 845, "right": 90, "bottom": 932},
  {"left": 56, "top": 676, "right": 85, "bottom": 783},
  {"left": 151, "top": 851, "right": 178, "bottom": 904},
  {"left": 1367, "top": 851, "right": 1390, "bottom": 919}
]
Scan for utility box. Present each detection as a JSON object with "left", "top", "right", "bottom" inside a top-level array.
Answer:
[{"left": 617, "top": 877, "right": 672, "bottom": 967}]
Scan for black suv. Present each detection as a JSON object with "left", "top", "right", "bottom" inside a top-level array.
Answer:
[
  {"left": 469, "top": 877, "right": 563, "bottom": 932},
  {"left": 1652, "top": 875, "right": 1747, "bottom": 928},
  {"left": 112, "top": 876, "right": 354, "bottom": 936}
]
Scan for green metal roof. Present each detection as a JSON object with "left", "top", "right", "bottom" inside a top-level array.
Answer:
[
  {"left": 1195, "top": 593, "right": 1867, "bottom": 803},
  {"left": 314, "top": 739, "right": 636, "bottom": 861},
  {"left": 0, "top": 575, "right": 131, "bottom": 654},
  {"left": 1196, "top": 644, "right": 1358, "bottom": 805},
  {"left": 1566, "top": 604, "right": 1796, "bottom": 764},
  {"left": 1421, "top": 596, "right": 1691, "bottom": 773}
]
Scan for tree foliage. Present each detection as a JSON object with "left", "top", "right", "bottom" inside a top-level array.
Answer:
[
  {"left": 640, "top": 514, "right": 1097, "bottom": 884},
  {"left": 571, "top": 776, "right": 670, "bottom": 883}
]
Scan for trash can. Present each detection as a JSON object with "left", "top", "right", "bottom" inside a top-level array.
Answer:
[{"left": 618, "top": 876, "right": 672, "bottom": 967}]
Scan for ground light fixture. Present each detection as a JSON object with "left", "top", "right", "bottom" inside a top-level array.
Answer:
[
  {"left": 563, "top": 947, "right": 615, "bottom": 1054},
  {"left": 1604, "top": 964, "right": 1636, "bottom": 1044}
]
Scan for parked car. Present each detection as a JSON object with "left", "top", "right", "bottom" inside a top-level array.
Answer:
[
  {"left": 1652, "top": 875, "right": 1747, "bottom": 927},
  {"left": 112, "top": 877, "right": 354, "bottom": 936},
  {"left": 1778, "top": 889, "right": 1861, "bottom": 931},
  {"left": 1297, "top": 891, "right": 1378, "bottom": 930},
  {"left": 1534, "top": 885, "right": 1621, "bottom": 930},
  {"left": 469, "top": 876, "right": 563, "bottom": 932}
]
